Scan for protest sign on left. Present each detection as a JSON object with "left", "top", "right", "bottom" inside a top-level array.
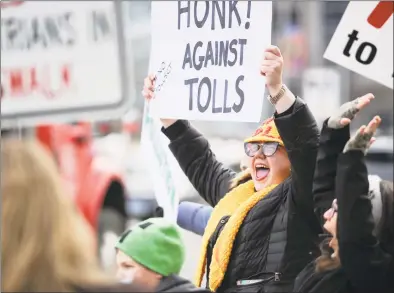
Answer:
[
  {"left": 149, "top": 1, "right": 272, "bottom": 123},
  {"left": 1, "top": 1, "right": 131, "bottom": 127},
  {"left": 140, "top": 59, "right": 180, "bottom": 223}
]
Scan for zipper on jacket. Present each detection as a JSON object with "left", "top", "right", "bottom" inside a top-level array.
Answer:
[
  {"left": 206, "top": 215, "right": 230, "bottom": 288},
  {"left": 237, "top": 272, "right": 281, "bottom": 286}
]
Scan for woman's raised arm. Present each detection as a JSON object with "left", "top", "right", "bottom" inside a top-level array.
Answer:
[
  {"left": 336, "top": 116, "right": 393, "bottom": 293},
  {"left": 142, "top": 75, "right": 236, "bottom": 207}
]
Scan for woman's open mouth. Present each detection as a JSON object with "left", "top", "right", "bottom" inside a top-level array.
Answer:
[{"left": 255, "top": 163, "right": 270, "bottom": 181}]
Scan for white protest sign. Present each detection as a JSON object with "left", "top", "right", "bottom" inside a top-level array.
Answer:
[
  {"left": 1, "top": 1, "right": 131, "bottom": 127},
  {"left": 149, "top": 1, "right": 272, "bottom": 122},
  {"left": 302, "top": 67, "right": 341, "bottom": 127},
  {"left": 324, "top": 1, "right": 393, "bottom": 89},
  {"left": 140, "top": 62, "right": 180, "bottom": 223}
]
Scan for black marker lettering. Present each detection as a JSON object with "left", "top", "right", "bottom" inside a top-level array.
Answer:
[
  {"left": 197, "top": 77, "right": 211, "bottom": 113},
  {"left": 204, "top": 41, "right": 215, "bottom": 68},
  {"left": 212, "top": 78, "right": 222, "bottom": 113},
  {"left": 343, "top": 30, "right": 359, "bottom": 57},
  {"left": 233, "top": 75, "right": 245, "bottom": 113},
  {"left": 178, "top": 1, "right": 191, "bottom": 29},
  {"left": 223, "top": 79, "right": 231, "bottom": 113},
  {"left": 193, "top": 41, "right": 204, "bottom": 70},
  {"left": 228, "top": 39, "right": 238, "bottom": 66},
  {"left": 185, "top": 77, "right": 199, "bottom": 110},
  {"left": 355, "top": 42, "right": 377, "bottom": 65},
  {"left": 238, "top": 38, "right": 247, "bottom": 65},
  {"left": 182, "top": 43, "right": 192, "bottom": 69},
  {"left": 194, "top": 1, "right": 209, "bottom": 28},
  {"left": 212, "top": 1, "right": 226, "bottom": 30},
  {"left": 229, "top": 1, "right": 242, "bottom": 28},
  {"left": 219, "top": 40, "right": 229, "bottom": 66}
]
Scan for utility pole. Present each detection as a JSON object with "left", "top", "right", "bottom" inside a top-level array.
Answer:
[{"left": 304, "top": 1, "right": 323, "bottom": 67}]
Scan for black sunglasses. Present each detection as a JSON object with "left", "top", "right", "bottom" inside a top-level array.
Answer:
[{"left": 244, "top": 142, "right": 280, "bottom": 157}]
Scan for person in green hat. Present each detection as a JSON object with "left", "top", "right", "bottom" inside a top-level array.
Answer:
[{"left": 115, "top": 217, "right": 208, "bottom": 292}]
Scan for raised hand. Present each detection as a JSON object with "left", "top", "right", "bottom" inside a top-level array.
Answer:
[
  {"left": 141, "top": 74, "right": 177, "bottom": 128},
  {"left": 327, "top": 93, "right": 375, "bottom": 129},
  {"left": 260, "top": 45, "right": 284, "bottom": 97},
  {"left": 343, "top": 115, "right": 381, "bottom": 154},
  {"left": 142, "top": 74, "right": 156, "bottom": 100}
]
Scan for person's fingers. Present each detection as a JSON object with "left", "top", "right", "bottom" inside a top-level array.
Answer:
[
  {"left": 365, "top": 115, "right": 381, "bottom": 134},
  {"left": 142, "top": 90, "right": 153, "bottom": 99},
  {"left": 369, "top": 137, "right": 376, "bottom": 147},
  {"left": 148, "top": 73, "right": 156, "bottom": 81},
  {"left": 358, "top": 125, "right": 367, "bottom": 136},
  {"left": 356, "top": 93, "right": 375, "bottom": 110},
  {"left": 264, "top": 71, "right": 274, "bottom": 77},
  {"left": 265, "top": 45, "right": 282, "bottom": 57},
  {"left": 264, "top": 51, "right": 279, "bottom": 61},
  {"left": 144, "top": 76, "right": 154, "bottom": 89},
  {"left": 340, "top": 118, "right": 351, "bottom": 126},
  {"left": 261, "top": 59, "right": 279, "bottom": 67},
  {"left": 260, "top": 66, "right": 275, "bottom": 75}
]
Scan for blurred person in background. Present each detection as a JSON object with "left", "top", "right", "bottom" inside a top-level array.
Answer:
[
  {"left": 1, "top": 139, "right": 146, "bottom": 292},
  {"left": 115, "top": 218, "right": 208, "bottom": 292},
  {"left": 294, "top": 96, "right": 393, "bottom": 293},
  {"left": 177, "top": 201, "right": 213, "bottom": 236},
  {"left": 176, "top": 157, "right": 249, "bottom": 236},
  {"left": 143, "top": 45, "right": 322, "bottom": 293}
]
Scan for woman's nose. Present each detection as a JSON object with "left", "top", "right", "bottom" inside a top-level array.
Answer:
[
  {"left": 323, "top": 208, "right": 333, "bottom": 220},
  {"left": 255, "top": 150, "right": 266, "bottom": 159}
]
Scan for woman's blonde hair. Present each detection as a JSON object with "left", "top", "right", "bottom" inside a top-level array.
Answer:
[
  {"left": 1, "top": 139, "right": 113, "bottom": 292},
  {"left": 229, "top": 169, "right": 252, "bottom": 190}
]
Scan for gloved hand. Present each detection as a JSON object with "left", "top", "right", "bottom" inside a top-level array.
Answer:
[
  {"left": 344, "top": 116, "right": 381, "bottom": 154},
  {"left": 327, "top": 93, "right": 374, "bottom": 129}
]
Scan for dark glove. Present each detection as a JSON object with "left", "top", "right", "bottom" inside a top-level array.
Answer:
[
  {"left": 154, "top": 206, "right": 164, "bottom": 218},
  {"left": 343, "top": 115, "right": 381, "bottom": 155},
  {"left": 343, "top": 127, "right": 374, "bottom": 155},
  {"left": 327, "top": 97, "right": 361, "bottom": 129}
]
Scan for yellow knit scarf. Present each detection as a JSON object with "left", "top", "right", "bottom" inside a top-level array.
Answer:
[{"left": 194, "top": 180, "right": 278, "bottom": 292}]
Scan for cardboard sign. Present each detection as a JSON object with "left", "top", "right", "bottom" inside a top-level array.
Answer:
[
  {"left": 1, "top": 1, "right": 131, "bottom": 127},
  {"left": 140, "top": 60, "right": 180, "bottom": 223},
  {"left": 149, "top": 1, "right": 272, "bottom": 122},
  {"left": 324, "top": 1, "right": 393, "bottom": 89}
]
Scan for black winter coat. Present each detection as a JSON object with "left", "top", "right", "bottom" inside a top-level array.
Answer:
[
  {"left": 294, "top": 121, "right": 394, "bottom": 293},
  {"left": 76, "top": 283, "right": 149, "bottom": 292},
  {"left": 312, "top": 120, "right": 350, "bottom": 225},
  {"left": 162, "top": 98, "right": 322, "bottom": 293},
  {"left": 77, "top": 275, "right": 208, "bottom": 293},
  {"left": 156, "top": 275, "right": 211, "bottom": 292},
  {"left": 336, "top": 151, "right": 393, "bottom": 293}
]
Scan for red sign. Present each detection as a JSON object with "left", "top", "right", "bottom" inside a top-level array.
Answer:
[
  {"left": 1, "top": 64, "right": 73, "bottom": 99},
  {"left": 367, "top": 1, "right": 394, "bottom": 29},
  {"left": 0, "top": 1, "right": 24, "bottom": 9}
]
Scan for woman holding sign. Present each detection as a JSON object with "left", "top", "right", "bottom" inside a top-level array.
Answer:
[{"left": 143, "top": 46, "right": 321, "bottom": 293}]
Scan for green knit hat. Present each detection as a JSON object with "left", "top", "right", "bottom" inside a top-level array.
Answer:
[{"left": 115, "top": 218, "right": 185, "bottom": 276}]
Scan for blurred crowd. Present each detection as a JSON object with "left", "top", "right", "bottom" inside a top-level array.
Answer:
[{"left": 2, "top": 45, "right": 393, "bottom": 293}]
